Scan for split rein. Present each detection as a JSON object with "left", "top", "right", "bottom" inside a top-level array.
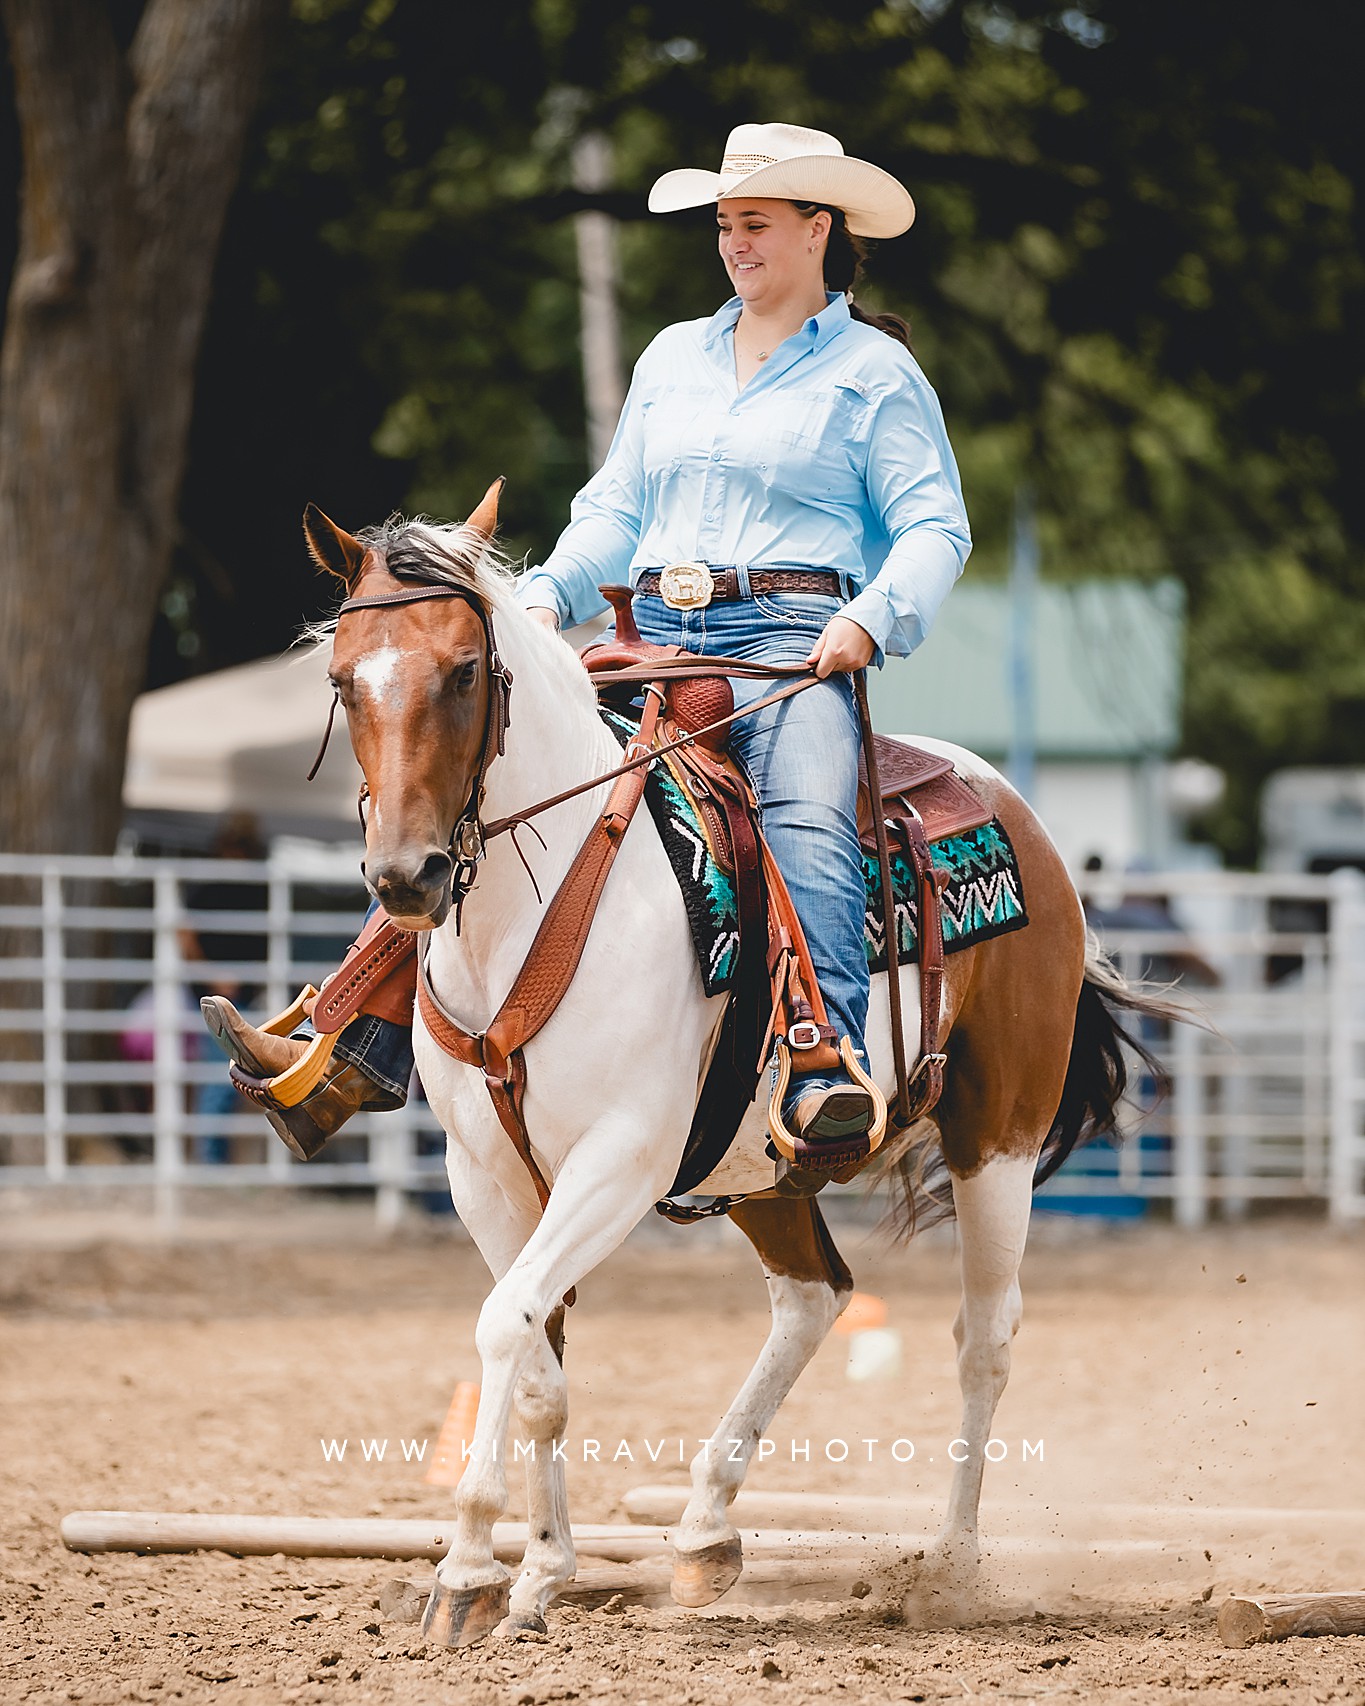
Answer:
[
  {"left": 483, "top": 658, "right": 819, "bottom": 842},
  {"left": 305, "top": 577, "right": 824, "bottom": 873}
]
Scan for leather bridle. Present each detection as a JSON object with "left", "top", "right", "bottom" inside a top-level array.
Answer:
[
  {"left": 311, "top": 579, "right": 514, "bottom": 914},
  {"left": 308, "top": 575, "right": 825, "bottom": 918}
]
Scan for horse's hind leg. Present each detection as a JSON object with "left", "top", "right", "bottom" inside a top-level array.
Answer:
[
  {"left": 912, "top": 786, "right": 1086, "bottom": 1592},
  {"left": 671, "top": 1196, "right": 853, "bottom": 1607},
  {"left": 934, "top": 1153, "right": 1035, "bottom": 1576}
]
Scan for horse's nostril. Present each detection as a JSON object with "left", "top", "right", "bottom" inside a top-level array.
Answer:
[
  {"left": 416, "top": 850, "right": 453, "bottom": 891},
  {"left": 372, "top": 851, "right": 451, "bottom": 905}
]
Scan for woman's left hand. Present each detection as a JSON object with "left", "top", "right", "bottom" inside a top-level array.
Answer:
[{"left": 806, "top": 615, "right": 877, "bottom": 678}]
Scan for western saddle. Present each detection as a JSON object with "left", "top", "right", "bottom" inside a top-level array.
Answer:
[{"left": 232, "top": 583, "right": 991, "bottom": 1219}]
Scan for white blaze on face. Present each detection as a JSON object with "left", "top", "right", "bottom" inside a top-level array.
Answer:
[{"left": 352, "top": 645, "right": 403, "bottom": 706}]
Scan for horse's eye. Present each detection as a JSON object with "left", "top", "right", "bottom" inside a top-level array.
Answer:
[{"left": 453, "top": 660, "right": 479, "bottom": 692}]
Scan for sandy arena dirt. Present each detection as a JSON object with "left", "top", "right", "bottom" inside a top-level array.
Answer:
[{"left": 1, "top": 1200, "right": 1362, "bottom": 1704}]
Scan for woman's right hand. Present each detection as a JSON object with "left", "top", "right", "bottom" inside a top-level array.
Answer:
[{"left": 526, "top": 606, "right": 561, "bottom": 634}]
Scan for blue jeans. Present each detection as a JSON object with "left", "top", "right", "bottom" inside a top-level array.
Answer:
[
  {"left": 320, "top": 586, "right": 871, "bottom": 1112},
  {"left": 633, "top": 589, "right": 868, "bottom": 1110}
]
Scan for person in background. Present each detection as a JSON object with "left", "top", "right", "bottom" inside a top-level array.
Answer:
[{"left": 182, "top": 813, "right": 268, "bottom": 1162}]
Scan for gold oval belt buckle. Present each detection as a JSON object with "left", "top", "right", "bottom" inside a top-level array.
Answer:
[{"left": 658, "top": 561, "right": 714, "bottom": 610}]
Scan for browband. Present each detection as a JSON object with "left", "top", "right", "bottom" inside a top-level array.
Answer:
[{"left": 338, "top": 583, "right": 479, "bottom": 615}]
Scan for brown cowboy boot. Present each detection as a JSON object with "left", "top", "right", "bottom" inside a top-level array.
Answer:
[
  {"left": 201, "top": 997, "right": 383, "bottom": 1162},
  {"left": 794, "top": 1084, "right": 874, "bottom": 1143},
  {"left": 775, "top": 1084, "right": 876, "bottom": 1198}
]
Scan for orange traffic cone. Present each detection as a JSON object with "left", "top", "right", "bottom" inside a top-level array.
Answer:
[
  {"left": 835, "top": 1292, "right": 902, "bottom": 1381},
  {"left": 834, "top": 1291, "right": 888, "bottom": 1334},
  {"left": 424, "top": 1380, "right": 481, "bottom": 1487}
]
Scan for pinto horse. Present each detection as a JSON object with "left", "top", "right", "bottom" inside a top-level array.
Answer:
[{"left": 306, "top": 487, "right": 1167, "bottom": 1643}]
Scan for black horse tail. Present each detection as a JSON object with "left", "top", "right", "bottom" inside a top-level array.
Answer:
[
  {"left": 878, "top": 934, "right": 1193, "bottom": 1241},
  {"left": 1030, "top": 934, "right": 1189, "bottom": 1190}
]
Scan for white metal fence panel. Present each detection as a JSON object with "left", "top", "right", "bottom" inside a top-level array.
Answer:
[
  {"left": 0, "top": 852, "right": 450, "bottom": 1226},
  {"left": 1328, "top": 868, "right": 1365, "bottom": 1219},
  {"left": 2, "top": 854, "right": 1362, "bottom": 1221},
  {"left": 1065, "top": 867, "right": 1365, "bottom": 1222}
]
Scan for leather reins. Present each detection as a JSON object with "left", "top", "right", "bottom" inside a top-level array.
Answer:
[
  {"left": 308, "top": 575, "right": 825, "bottom": 878},
  {"left": 308, "top": 577, "right": 922, "bottom": 1227},
  {"left": 483, "top": 663, "right": 818, "bottom": 841}
]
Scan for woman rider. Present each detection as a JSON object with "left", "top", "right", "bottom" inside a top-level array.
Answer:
[{"left": 204, "top": 122, "right": 970, "bottom": 1159}]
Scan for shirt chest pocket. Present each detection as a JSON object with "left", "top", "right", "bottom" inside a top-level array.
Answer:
[
  {"left": 759, "top": 382, "right": 869, "bottom": 501},
  {"left": 641, "top": 386, "right": 718, "bottom": 479}
]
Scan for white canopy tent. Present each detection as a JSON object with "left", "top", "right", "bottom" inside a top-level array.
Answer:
[
  {"left": 122, "top": 616, "right": 608, "bottom": 850},
  {"left": 124, "top": 642, "right": 364, "bottom": 841}
]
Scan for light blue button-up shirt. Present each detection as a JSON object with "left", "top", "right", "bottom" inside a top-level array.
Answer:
[{"left": 517, "top": 292, "right": 971, "bottom": 657}]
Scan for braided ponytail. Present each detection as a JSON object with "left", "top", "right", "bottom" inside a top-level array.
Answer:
[{"left": 795, "top": 202, "right": 913, "bottom": 351}]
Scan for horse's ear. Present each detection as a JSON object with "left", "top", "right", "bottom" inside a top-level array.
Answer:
[
  {"left": 303, "top": 503, "right": 367, "bottom": 587},
  {"left": 465, "top": 476, "right": 506, "bottom": 542}
]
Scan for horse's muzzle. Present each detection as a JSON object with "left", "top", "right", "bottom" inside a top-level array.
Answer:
[{"left": 368, "top": 848, "right": 454, "bottom": 928}]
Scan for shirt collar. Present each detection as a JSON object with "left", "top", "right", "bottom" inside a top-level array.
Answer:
[{"left": 702, "top": 290, "right": 850, "bottom": 352}]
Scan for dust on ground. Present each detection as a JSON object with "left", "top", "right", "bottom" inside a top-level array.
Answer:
[{"left": 1, "top": 1198, "right": 1362, "bottom": 1704}]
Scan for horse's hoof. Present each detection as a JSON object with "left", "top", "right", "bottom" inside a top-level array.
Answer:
[
  {"left": 671, "top": 1536, "right": 743, "bottom": 1608},
  {"left": 498, "top": 1610, "right": 548, "bottom": 1638},
  {"left": 902, "top": 1537, "right": 982, "bottom": 1627},
  {"left": 421, "top": 1577, "right": 511, "bottom": 1647}
]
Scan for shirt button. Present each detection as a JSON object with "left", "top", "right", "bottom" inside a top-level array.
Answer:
[
  {"left": 705, "top": 512, "right": 717, "bottom": 522},
  {"left": 711, "top": 450, "right": 723, "bottom": 462}
]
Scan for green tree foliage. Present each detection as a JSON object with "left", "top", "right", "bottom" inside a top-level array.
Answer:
[{"left": 139, "top": 0, "right": 1361, "bottom": 861}]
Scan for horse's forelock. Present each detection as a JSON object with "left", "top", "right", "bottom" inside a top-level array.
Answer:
[
  {"left": 300, "top": 515, "right": 598, "bottom": 721},
  {"left": 357, "top": 515, "right": 516, "bottom": 605}
]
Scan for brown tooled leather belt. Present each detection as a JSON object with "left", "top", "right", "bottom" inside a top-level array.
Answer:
[{"left": 635, "top": 567, "right": 841, "bottom": 600}]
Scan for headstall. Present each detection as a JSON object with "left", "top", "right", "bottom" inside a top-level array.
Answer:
[
  {"left": 309, "top": 579, "right": 514, "bottom": 911},
  {"left": 306, "top": 578, "right": 834, "bottom": 927}
]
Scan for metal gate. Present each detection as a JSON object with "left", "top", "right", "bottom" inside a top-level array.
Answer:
[{"left": 3, "top": 853, "right": 1363, "bottom": 1223}]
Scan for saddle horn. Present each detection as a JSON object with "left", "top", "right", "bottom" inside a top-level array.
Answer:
[
  {"left": 588, "top": 584, "right": 733, "bottom": 749},
  {"left": 599, "top": 584, "right": 643, "bottom": 646}
]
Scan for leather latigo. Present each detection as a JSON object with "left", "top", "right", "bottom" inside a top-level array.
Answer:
[{"left": 897, "top": 807, "right": 948, "bottom": 1122}]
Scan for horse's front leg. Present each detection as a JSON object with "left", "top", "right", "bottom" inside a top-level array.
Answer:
[
  {"left": 424, "top": 1110, "right": 678, "bottom": 1646},
  {"left": 671, "top": 1196, "right": 852, "bottom": 1607},
  {"left": 419, "top": 1145, "right": 545, "bottom": 1647},
  {"left": 505, "top": 1304, "right": 572, "bottom": 1634}
]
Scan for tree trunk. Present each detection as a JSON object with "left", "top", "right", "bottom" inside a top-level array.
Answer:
[{"left": 0, "top": 0, "right": 281, "bottom": 854}]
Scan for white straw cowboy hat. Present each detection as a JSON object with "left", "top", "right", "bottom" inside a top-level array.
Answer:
[{"left": 648, "top": 122, "right": 915, "bottom": 240}]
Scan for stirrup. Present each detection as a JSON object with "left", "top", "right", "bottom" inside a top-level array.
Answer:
[
  {"left": 235, "top": 986, "right": 356, "bottom": 1111},
  {"left": 767, "top": 1034, "right": 888, "bottom": 1164}
]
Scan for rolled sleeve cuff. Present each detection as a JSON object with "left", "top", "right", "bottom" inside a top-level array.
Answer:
[
  {"left": 515, "top": 571, "right": 567, "bottom": 625},
  {"left": 840, "top": 585, "right": 895, "bottom": 666}
]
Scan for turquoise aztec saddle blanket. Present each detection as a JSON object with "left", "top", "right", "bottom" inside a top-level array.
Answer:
[{"left": 603, "top": 711, "right": 1028, "bottom": 997}]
